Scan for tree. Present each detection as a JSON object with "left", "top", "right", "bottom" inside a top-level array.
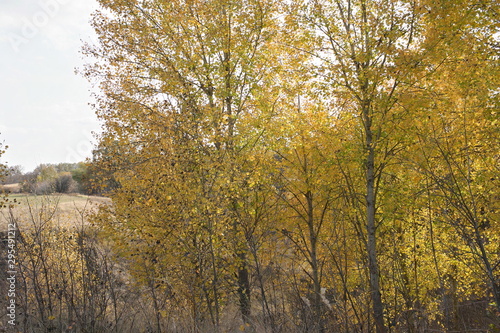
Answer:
[
  {"left": 270, "top": 96, "right": 339, "bottom": 332},
  {"left": 286, "top": 1, "right": 428, "bottom": 330},
  {"left": 284, "top": 0, "right": 499, "bottom": 330},
  {"left": 3, "top": 165, "right": 24, "bottom": 184},
  {"left": 0, "top": 139, "right": 9, "bottom": 208},
  {"left": 54, "top": 173, "right": 78, "bottom": 193},
  {"left": 411, "top": 25, "right": 500, "bottom": 314},
  {"left": 84, "top": 0, "right": 281, "bottom": 328},
  {"left": 81, "top": 0, "right": 500, "bottom": 331}
]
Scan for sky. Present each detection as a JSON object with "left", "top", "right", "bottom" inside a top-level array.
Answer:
[{"left": 0, "top": 0, "right": 101, "bottom": 172}]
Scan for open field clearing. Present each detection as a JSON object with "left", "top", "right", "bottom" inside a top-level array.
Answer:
[
  {"left": 0, "top": 183, "right": 21, "bottom": 193},
  {"left": 0, "top": 193, "right": 111, "bottom": 231}
]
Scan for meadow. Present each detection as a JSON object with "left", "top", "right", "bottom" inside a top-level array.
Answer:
[{"left": 0, "top": 193, "right": 110, "bottom": 231}]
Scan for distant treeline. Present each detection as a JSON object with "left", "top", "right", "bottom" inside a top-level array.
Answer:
[{"left": 1, "top": 162, "right": 100, "bottom": 195}]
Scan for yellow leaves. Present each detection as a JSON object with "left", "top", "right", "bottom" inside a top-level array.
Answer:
[
  {"left": 239, "top": 323, "right": 251, "bottom": 331},
  {"left": 81, "top": 0, "right": 500, "bottom": 328}
]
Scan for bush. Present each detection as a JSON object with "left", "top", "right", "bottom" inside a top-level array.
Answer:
[
  {"left": 34, "top": 180, "right": 55, "bottom": 195},
  {"left": 54, "top": 173, "right": 78, "bottom": 193}
]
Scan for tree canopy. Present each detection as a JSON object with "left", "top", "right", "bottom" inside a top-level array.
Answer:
[{"left": 83, "top": 0, "right": 500, "bottom": 332}]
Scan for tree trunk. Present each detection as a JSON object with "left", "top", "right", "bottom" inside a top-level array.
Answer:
[
  {"left": 364, "top": 103, "right": 387, "bottom": 333},
  {"left": 237, "top": 252, "right": 251, "bottom": 323},
  {"left": 306, "top": 190, "right": 324, "bottom": 333}
]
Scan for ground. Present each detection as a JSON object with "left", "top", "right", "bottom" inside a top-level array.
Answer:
[{"left": 0, "top": 193, "right": 111, "bottom": 232}]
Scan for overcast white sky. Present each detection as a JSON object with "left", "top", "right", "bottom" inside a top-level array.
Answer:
[{"left": 0, "top": 0, "right": 100, "bottom": 172}]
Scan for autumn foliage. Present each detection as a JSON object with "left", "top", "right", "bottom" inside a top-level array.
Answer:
[{"left": 70, "top": 0, "right": 500, "bottom": 332}]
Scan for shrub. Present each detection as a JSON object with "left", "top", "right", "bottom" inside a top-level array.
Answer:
[
  {"left": 34, "top": 180, "right": 55, "bottom": 195},
  {"left": 54, "top": 173, "right": 78, "bottom": 193}
]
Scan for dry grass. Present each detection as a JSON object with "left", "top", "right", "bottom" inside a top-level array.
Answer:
[
  {"left": 0, "top": 193, "right": 111, "bottom": 232},
  {"left": 0, "top": 183, "right": 21, "bottom": 193}
]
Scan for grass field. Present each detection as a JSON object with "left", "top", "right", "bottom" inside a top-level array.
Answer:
[{"left": 0, "top": 193, "right": 111, "bottom": 232}]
